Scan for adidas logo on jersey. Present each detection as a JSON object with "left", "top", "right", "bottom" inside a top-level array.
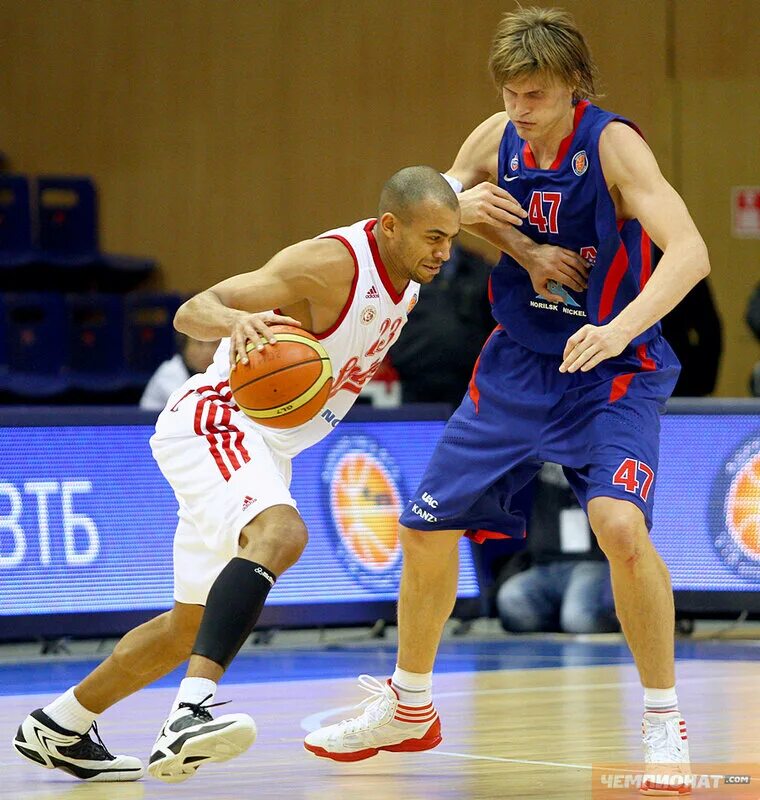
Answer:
[
  {"left": 242, "top": 496, "right": 256, "bottom": 511},
  {"left": 365, "top": 285, "right": 380, "bottom": 299}
]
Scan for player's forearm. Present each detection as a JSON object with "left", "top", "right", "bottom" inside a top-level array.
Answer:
[
  {"left": 464, "top": 221, "right": 537, "bottom": 268},
  {"left": 174, "top": 290, "right": 248, "bottom": 341},
  {"left": 611, "top": 237, "right": 710, "bottom": 343}
]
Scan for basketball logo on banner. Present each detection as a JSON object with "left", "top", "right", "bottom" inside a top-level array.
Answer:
[
  {"left": 322, "top": 435, "right": 405, "bottom": 589},
  {"left": 711, "top": 435, "right": 760, "bottom": 581}
]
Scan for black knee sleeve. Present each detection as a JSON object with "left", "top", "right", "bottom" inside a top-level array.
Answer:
[{"left": 192, "top": 557, "right": 276, "bottom": 669}]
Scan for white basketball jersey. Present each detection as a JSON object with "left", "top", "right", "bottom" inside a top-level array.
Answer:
[{"left": 187, "top": 218, "right": 420, "bottom": 458}]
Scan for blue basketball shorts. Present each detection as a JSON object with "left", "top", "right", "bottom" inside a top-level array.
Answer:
[{"left": 399, "top": 326, "right": 680, "bottom": 541}]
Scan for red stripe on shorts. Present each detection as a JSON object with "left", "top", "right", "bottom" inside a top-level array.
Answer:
[
  {"left": 217, "top": 407, "right": 241, "bottom": 471},
  {"left": 216, "top": 405, "right": 252, "bottom": 470},
  {"left": 193, "top": 391, "right": 251, "bottom": 481},
  {"left": 468, "top": 324, "right": 502, "bottom": 414},
  {"left": 197, "top": 380, "right": 238, "bottom": 408},
  {"left": 195, "top": 398, "right": 232, "bottom": 481},
  {"left": 608, "top": 342, "right": 657, "bottom": 404}
]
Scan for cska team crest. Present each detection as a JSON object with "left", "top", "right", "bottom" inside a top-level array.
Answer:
[{"left": 572, "top": 150, "right": 588, "bottom": 176}]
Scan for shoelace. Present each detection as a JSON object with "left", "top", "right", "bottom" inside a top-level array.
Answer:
[
  {"left": 70, "top": 721, "right": 116, "bottom": 760},
  {"left": 643, "top": 718, "right": 687, "bottom": 763},
  {"left": 177, "top": 694, "right": 231, "bottom": 723},
  {"left": 336, "top": 675, "right": 391, "bottom": 735}
]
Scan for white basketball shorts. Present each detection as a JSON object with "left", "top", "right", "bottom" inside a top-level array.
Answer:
[{"left": 150, "top": 381, "right": 297, "bottom": 605}]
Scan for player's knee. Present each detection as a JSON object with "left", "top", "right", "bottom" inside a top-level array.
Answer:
[
  {"left": 400, "top": 526, "right": 459, "bottom": 568},
  {"left": 275, "top": 519, "right": 309, "bottom": 567},
  {"left": 239, "top": 512, "right": 309, "bottom": 572},
  {"left": 593, "top": 521, "right": 646, "bottom": 565},
  {"left": 399, "top": 526, "right": 427, "bottom": 557},
  {"left": 589, "top": 500, "right": 648, "bottom": 566}
]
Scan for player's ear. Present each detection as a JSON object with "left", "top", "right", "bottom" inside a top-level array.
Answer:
[
  {"left": 569, "top": 72, "right": 581, "bottom": 103},
  {"left": 378, "top": 211, "right": 398, "bottom": 239}
]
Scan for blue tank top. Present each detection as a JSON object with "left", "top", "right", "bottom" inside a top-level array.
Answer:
[{"left": 492, "top": 100, "right": 658, "bottom": 355}]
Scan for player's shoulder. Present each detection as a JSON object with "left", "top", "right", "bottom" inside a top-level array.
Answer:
[
  {"left": 599, "top": 119, "right": 645, "bottom": 148},
  {"left": 451, "top": 112, "right": 510, "bottom": 186},
  {"left": 306, "top": 233, "right": 358, "bottom": 279},
  {"left": 275, "top": 235, "right": 356, "bottom": 290},
  {"left": 294, "top": 234, "right": 355, "bottom": 267},
  {"left": 598, "top": 119, "right": 657, "bottom": 181},
  {"left": 469, "top": 111, "right": 510, "bottom": 149}
]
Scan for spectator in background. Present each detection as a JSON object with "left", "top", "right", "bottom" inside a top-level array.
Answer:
[
  {"left": 746, "top": 281, "right": 760, "bottom": 397},
  {"left": 139, "top": 333, "right": 219, "bottom": 410},
  {"left": 390, "top": 243, "right": 495, "bottom": 407},
  {"left": 658, "top": 245, "right": 722, "bottom": 396},
  {"left": 496, "top": 463, "right": 618, "bottom": 635}
]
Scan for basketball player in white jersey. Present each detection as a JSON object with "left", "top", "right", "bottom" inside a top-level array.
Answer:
[{"left": 13, "top": 167, "right": 521, "bottom": 783}]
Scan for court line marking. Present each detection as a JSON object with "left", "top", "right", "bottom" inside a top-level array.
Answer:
[
  {"left": 428, "top": 753, "right": 755, "bottom": 783},
  {"left": 430, "top": 750, "right": 592, "bottom": 771}
]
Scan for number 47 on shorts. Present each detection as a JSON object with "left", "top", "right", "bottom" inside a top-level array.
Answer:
[{"left": 612, "top": 458, "right": 654, "bottom": 501}]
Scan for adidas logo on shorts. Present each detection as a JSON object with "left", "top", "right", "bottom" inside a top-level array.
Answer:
[
  {"left": 242, "top": 496, "right": 256, "bottom": 511},
  {"left": 365, "top": 285, "right": 380, "bottom": 299}
]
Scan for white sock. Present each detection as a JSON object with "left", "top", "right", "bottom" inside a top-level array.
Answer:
[
  {"left": 644, "top": 686, "right": 679, "bottom": 714},
  {"left": 391, "top": 666, "right": 433, "bottom": 706},
  {"left": 171, "top": 677, "right": 217, "bottom": 714},
  {"left": 43, "top": 687, "right": 98, "bottom": 735}
]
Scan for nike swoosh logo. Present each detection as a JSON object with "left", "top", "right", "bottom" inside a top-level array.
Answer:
[
  {"left": 503, "top": 174, "right": 519, "bottom": 182},
  {"left": 167, "top": 721, "right": 237, "bottom": 755}
]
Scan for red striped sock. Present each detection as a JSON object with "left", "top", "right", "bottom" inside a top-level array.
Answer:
[
  {"left": 644, "top": 687, "right": 679, "bottom": 714},
  {"left": 391, "top": 667, "right": 432, "bottom": 707}
]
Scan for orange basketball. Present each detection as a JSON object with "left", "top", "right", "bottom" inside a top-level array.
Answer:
[{"left": 229, "top": 325, "right": 333, "bottom": 429}]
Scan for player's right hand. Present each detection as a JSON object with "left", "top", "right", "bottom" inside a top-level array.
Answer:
[
  {"left": 458, "top": 182, "right": 528, "bottom": 227},
  {"left": 523, "top": 244, "right": 590, "bottom": 302},
  {"left": 229, "top": 311, "right": 301, "bottom": 368}
]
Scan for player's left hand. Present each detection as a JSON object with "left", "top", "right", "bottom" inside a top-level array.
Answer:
[
  {"left": 559, "top": 323, "right": 630, "bottom": 373},
  {"left": 458, "top": 182, "right": 527, "bottom": 227}
]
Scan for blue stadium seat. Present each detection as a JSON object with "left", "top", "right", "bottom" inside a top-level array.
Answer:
[
  {"left": 64, "top": 294, "right": 127, "bottom": 391},
  {"left": 124, "top": 292, "right": 183, "bottom": 386},
  {"left": 36, "top": 176, "right": 156, "bottom": 291},
  {"left": 0, "top": 176, "right": 38, "bottom": 290},
  {"left": 37, "top": 177, "right": 99, "bottom": 266},
  {"left": 4, "top": 293, "right": 68, "bottom": 397}
]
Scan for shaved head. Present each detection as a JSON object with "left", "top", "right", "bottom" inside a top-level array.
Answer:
[{"left": 378, "top": 165, "right": 459, "bottom": 221}]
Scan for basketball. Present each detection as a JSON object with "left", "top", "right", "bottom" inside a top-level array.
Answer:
[{"left": 229, "top": 325, "right": 333, "bottom": 429}]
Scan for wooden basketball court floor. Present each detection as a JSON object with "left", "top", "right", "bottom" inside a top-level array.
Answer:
[{"left": 0, "top": 632, "right": 758, "bottom": 800}]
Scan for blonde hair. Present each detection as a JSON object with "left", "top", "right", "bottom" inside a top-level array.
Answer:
[{"left": 488, "top": 6, "right": 598, "bottom": 103}]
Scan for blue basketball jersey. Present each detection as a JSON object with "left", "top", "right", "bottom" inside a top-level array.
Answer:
[{"left": 492, "top": 101, "right": 657, "bottom": 355}]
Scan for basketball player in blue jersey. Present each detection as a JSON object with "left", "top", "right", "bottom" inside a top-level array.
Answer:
[{"left": 306, "top": 8, "right": 709, "bottom": 795}]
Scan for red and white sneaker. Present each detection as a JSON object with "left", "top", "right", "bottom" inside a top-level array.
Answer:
[
  {"left": 304, "top": 675, "right": 442, "bottom": 762},
  {"left": 640, "top": 711, "right": 691, "bottom": 796}
]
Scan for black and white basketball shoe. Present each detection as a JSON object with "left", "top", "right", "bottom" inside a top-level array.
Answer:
[
  {"left": 13, "top": 709, "right": 144, "bottom": 781},
  {"left": 148, "top": 695, "right": 256, "bottom": 783}
]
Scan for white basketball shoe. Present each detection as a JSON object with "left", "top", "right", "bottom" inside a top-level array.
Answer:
[
  {"left": 641, "top": 711, "right": 691, "bottom": 796},
  {"left": 148, "top": 695, "right": 256, "bottom": 783},
  {"left": 13, "top": 709, "right": 144, "bottom": 781},
  {"left": 304, "top": 675, "right": 442, "bottom": 762}
]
